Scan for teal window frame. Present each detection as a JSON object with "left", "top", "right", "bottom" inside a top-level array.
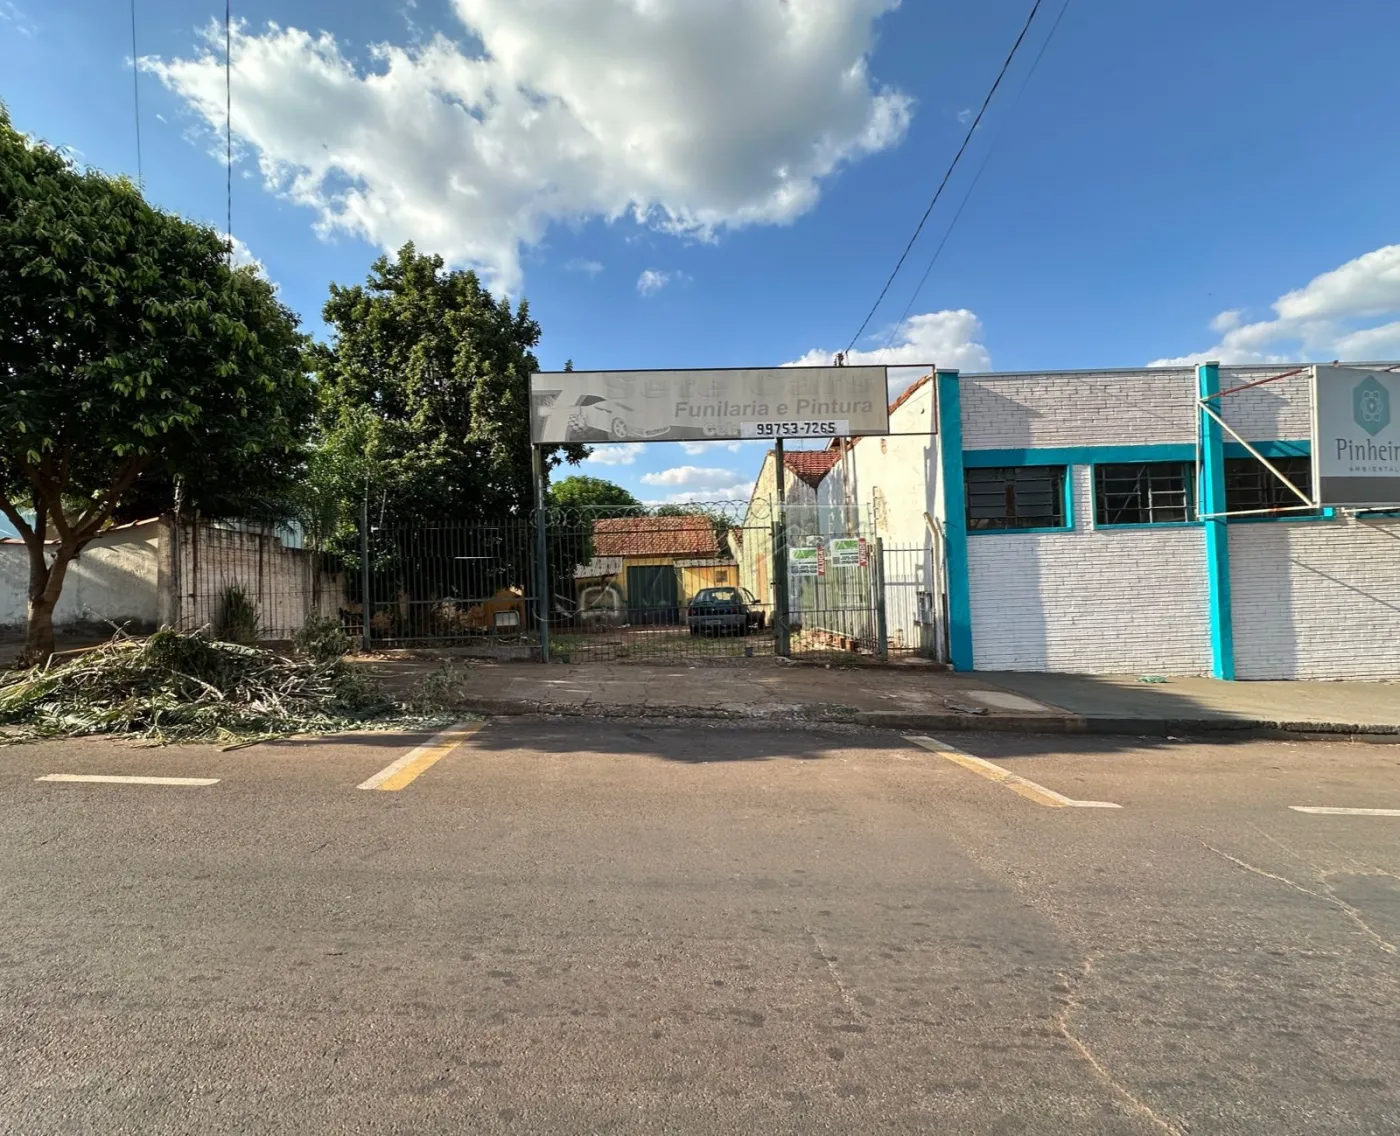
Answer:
[
  {"left": 965, "top": 464, "right": 1073, "bottom": 535},
  {"left": 1092, "top": 460, "right": 1199, "bottom": 529}
]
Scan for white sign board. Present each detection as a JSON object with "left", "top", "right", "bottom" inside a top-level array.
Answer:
[
  {"left": 788, "top": 547, "right": 821, "bottom": 577},
  {"left": 529, "top": 367, "right": 890, "bottom": 445},
  {"left": 829, "top": 537, "right": 868, "bottom": 569},
  {"left": 1312, "top": 366, "right": 1400, "bottom": 506}
]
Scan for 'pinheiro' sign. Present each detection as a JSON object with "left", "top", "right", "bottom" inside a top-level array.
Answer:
[{"left": 1312, "top": 366, "right": 1400, "bottom": 506}]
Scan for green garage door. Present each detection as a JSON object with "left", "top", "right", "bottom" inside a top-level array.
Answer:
[{"left": 626, "top": 564, "right": 679, "bottom": 626}]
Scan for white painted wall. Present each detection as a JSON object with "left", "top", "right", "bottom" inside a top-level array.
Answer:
[
  {"left": 1231, "top": 515, "right": 1400, "bottom": 679},
  {"left": 0, "top": 523, "right": 162, "bottom": 632},
  {"left": 831, "top": 376, "right": 938, "bottom": 546},
  {"left": 961, "top": 368, "right": 1198, "bottom": 449},
  {"left": 0, "top": 519, "right": 342, "bottom": 639},
  {"left": 967, "top": 465, "right": 1212, "bottom": 674}
]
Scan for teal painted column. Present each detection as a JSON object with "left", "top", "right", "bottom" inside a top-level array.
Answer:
[
  {"left": 936, "top": 369, "right": 974, "bottom": 671},
  {"left": 1198, "top": 361, "right": 1235, "bottom": 680}
]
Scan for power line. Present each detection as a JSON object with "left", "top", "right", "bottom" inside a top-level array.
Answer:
[
  {"left": 129, "top": 0, "right": 142, "bottom": 189},
  {"left": 845, "top": 0, "right": 1047, "bottom": 356},
  {"left": 225, "top": 0, "right": 233, "bottom": 263},
  {"left": 880, "top": 0, "right": 1073, "bottom": 355}
]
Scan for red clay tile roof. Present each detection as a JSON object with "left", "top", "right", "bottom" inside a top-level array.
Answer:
[
  {"left": 888, "top": 372, "right": 932, "bottom": 417},
  {"left": 782, "top": 450, "right": 841, "bottom": 488},
  {"left": 592, "top": 515, "right": 720, "bottom": 557}
]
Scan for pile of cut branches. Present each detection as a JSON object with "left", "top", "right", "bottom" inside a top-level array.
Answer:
[{"left": 0, "top": 630, "right": 400, "bottom": 745}]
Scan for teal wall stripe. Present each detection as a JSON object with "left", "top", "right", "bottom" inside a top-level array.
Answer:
[
  {"left": 962, "top": 440, "right": 1312, "bottom": 468},
  {"left": 1198, "top": 363, "right": 1235, "bottom": 680},
  {"left": 937, "top": 371, "right": 974, "bottom": 672},
  {"left": 963, "top": 444, "right": 1194, "bottom": 467}
]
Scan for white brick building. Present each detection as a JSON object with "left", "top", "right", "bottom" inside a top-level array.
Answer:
[{"left": 832, "top": 362, "right": 1400, "bottom": 679}]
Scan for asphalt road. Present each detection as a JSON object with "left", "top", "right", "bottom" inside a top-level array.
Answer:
[{"left": 2, "top": 721, "right": 1398, "bottom": 1134}]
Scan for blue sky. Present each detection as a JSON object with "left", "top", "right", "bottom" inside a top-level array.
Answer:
[{"left": 3, "top": 0, "right": 1399, "bottom": 507}]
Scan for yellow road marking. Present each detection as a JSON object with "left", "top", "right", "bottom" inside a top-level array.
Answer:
[
  {"left": 357, "top": 722, "right": 484, "bottom": 792},
  {"left": 904, "top": 735, "right": 1121, "bottom": 809}
]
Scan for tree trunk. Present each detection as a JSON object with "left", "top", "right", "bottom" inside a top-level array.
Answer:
[{"left": 22, "top": 546, "right": 75, "bottom": 665}]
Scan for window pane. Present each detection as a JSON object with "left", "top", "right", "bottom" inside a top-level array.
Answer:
[
  {"left": 965, "top": 467, "right": 1066, "bottom": 530},
  {"left": 1095, "top": 462, "right": 1194, "bottom": 525},
  {"left": 1223, "top": 457, "right": 1315, "bottom": 514}
]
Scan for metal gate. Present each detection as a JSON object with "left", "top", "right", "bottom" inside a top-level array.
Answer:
[{"left": 265, "top": 502, "right": 950, "bottom": 666}]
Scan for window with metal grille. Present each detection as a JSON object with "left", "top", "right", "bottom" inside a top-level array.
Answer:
[
  {"left": 965, "top": 466, "right": 1067, "bottom": 530},
  {"left": 1094, "top": 462, "right": 1195, "bottom": 526},
  {"left": 1223, "top": 457, "right": 1317, "bottom": 515}
]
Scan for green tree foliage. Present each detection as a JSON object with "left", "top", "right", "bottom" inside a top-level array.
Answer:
[
  {"left": 310, "top": 243, "right": 584, "bottom": 531},
  {"left": 548, "top": 475, "right": 643, "bottom": 517},
  {"left": 546, "top": 476, "right": 644, "bottom": 603},
  {"left": 0, "top": 105, "right": 313, "bottom": 659}
]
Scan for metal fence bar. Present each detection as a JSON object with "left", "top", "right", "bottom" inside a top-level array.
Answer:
[{"left": 875, "top": 537, "right": 888, "bottom": 661}]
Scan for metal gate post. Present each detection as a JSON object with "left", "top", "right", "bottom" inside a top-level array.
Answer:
[
  {"left": 359, "top": 490, "right": 372, "bottom": 654},
  {"left": 874, "top": 536, "right": 889, "bottom": 662},
  {"left": 772, "top": 440, "right": 790, "bottom": 657},
  {"left": 532, "top": 446, "right": 551, "bottom": 663}
]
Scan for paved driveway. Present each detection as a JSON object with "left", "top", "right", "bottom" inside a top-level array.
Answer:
[{"left": 2, "top": 722, "right": 1397, "bottom": 1133}]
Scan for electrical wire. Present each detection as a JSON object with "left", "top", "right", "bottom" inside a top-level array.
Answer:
[
  {"left": 878, "top": 0, "right": 1073, "bottom": 356},
  {"left": 225, "top": 0, "right": 233, "bottom": 263},
  {"left": 845, "top": 0, "right": 1047, "bottom": 356},
  {"left": 129, "top": 0, "right": 142, "bottom": 189}
]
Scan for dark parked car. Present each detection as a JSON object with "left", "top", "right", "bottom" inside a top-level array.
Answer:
[{"left": 687, "top": 587, "right": 766, "bottom": 636}]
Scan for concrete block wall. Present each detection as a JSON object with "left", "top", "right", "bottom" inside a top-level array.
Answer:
[
  {"left": 1219, "top": 365, "right": 1313, "bottom": 442},
  {"left": 1230, "top": 515, "right": 1400, "bottom": 679},
  {"left": 967, "top": 465, "right": 1211, "bottom": 673},
  {"left": 961, "top": 368, "right": 1197, "bottom": 449},
  {"left": 178, "top": 523, "right": 344, "bottom": 640},
  {"left": 0, "top": 519, "right": 342, "bottom": 641}
]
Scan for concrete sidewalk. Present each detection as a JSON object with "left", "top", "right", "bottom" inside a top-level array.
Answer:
[{"left": 360, "top": 657, "right": 1400, "bottom": 737}]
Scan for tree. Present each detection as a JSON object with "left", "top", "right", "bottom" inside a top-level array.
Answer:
[
  {"left": 0, "top": 106, "right": 313, "bottom": 659},
  {"left": 548, "top": 475, "right": 642, "bottom": 517},
  {"left": 310, "top": 243, "right": 584, "bottom": 528}
]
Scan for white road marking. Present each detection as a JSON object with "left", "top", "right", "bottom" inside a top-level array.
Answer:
[
  {"left": 36, "top": 774, "right": 220, "bottom": 787},
  {"left": 905, "top": 735, "right": 1122, "bottom": 809},
  {"left": 357, "top": 722, "right": 483, "bottom": 791},
  {"left": 1290, "top": 806, "right": 1400, "bottom": 817}
]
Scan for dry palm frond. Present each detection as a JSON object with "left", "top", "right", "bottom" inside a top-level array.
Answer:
[{"left": 0, "top": 629, "right": 415, "bottom": 745}]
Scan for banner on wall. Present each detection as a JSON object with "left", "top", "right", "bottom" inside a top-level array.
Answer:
[{"left": 1312, "top": 366, "right": 1400, "bottom": 506}]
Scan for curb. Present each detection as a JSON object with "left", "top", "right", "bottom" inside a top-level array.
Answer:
[{"left": 449, "top": 698, "right": 1400, "bottom": 740}]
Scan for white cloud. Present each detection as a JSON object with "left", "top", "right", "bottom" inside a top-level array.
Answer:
[
  {"left": 0, "top": 1, "right": 35, "bottom": 37},
  {"left": 1150, "top": 244, "right": 1400, "bottom": 367},
  {"left": 1333, "top": 321, "right": 1400, "bottom": 360},
  {"left": 637, "top": 269, "right": 672, "bottom": 296},
  {"left": 788, "top": 308, "right": 991, "bottom": 398},
  {"left": 583, "top": 443, "right": 645, "bottom": 466},
  {"left": 144, "top": 2, "right": 910, "bottom": 292},
  {"left": 223, "top": 233, "right": 265, "bottom": 274},
  {"left": 642, "top": 465, "right": 749, "bottom": 492},
  {"left": 566, "top": 258, "right": 604, "bottom": 276},
  {"left": 956, "top": 107, "right": 973, "bottom": 125},
  {"left": 1210, "top": 309, "right": 1242, "bottom": 334},
  {"left": 654, "top": 482, "right": 756, "bottom": 505},
  {"left": 680, "top": 440, "right": 751, "bottom": 456}
]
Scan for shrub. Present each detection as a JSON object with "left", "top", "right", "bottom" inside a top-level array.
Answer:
[
  {"left": 215, "top": 585, "right": 261, "bottom": 646},
  {"left": 293, "top": 613, "right": 354, "bottom": 663}
]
